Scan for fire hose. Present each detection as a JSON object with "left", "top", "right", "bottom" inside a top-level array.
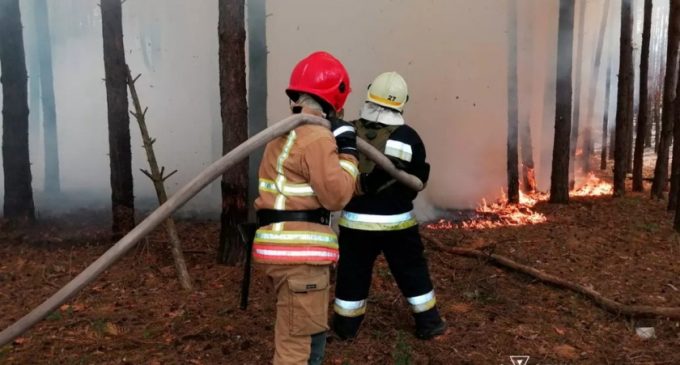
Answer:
[{"left": 0, "top": 114, "right": 424, "bottom": 346}]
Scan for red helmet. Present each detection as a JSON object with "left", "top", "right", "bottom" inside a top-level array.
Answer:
[{"left": 286, "top": 51, "right": 351, "bottom": 113}]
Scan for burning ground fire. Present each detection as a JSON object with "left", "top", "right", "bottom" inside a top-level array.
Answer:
[
  {"left": 427, "top": 173, "right": 613, "bottom": 230},
  {"left": 571, "top": 172, "right": 614, "bottom": 197}
]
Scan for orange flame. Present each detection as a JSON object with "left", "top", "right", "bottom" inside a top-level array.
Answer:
[
  {"left": 426, "top": 173, "right": 612, "bottom": 231},
  {"left": 571, "top": 172, "right": 613, "bottom": 197},
  {"left": 427, "top": 189, "right": 547, "bottom": 230},
  {"left": 466, "top": 190, "right": 547, "bottom": 228}
]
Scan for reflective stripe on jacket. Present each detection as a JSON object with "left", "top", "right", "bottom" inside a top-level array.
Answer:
[
  {"left": 253, "top": 121, "right": 358, "bottom": 265},
  {"left": 338, "top": 211, "right": 418, "bottom": 231}
]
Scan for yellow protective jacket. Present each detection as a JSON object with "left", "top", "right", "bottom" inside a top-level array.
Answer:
[{"left": 253, "top": 120, "right": 358, "bottom": 265}]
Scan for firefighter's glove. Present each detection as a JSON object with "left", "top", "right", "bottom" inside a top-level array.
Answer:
[
  {"left": 329, "top": 118, "right": 358, "bottom": 158},
  {"left": 360, "top": 168, "right": 394, "bottom": 195}
]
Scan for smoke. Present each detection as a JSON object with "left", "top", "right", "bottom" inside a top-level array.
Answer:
[
  {"left": 269, "top": 0, "right": 517, "bottom": 214},
  {"left": 0, "top": 0, "right": 663, "bottom": 221},
  {"left": 1, "top": 0, "right": 222, "bottom": 216}
]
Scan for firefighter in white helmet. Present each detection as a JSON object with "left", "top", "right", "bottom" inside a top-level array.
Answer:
[{"left": 332, "top": 72, "right": 446, "bottom": 340}]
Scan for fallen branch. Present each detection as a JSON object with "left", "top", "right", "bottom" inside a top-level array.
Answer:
[
  {"left": 127, "top": 67, "right": 193, "bottom": 291},
  {"left": 423, "top": 234, "right": 680, "bottom": 320}
]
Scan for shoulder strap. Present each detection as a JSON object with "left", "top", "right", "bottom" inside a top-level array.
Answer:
[{"left": 354, "top": 119, "right": 400, "bottom": 174}]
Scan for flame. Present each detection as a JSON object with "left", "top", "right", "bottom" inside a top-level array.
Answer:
[
  {"left": 426, "top": 219, "right": 456, "bottom": 230},
  {"left": 427, "top": 189, "right": 548, "bottom": 231},
  {"left": 571, "top": 172, "right": 613, "bottom": 197},
  {"left": 426, "top": 173, "right": 612, "bottom": 231},
  {"left": 465, "top": 190, "right": 547, "bottom": 229},
  {"left": 522, "top": 165, "right": 537, "bottom": 193}
]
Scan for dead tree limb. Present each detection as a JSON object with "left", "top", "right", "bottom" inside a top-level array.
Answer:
[
  {"left": 126, "top": 66, "right": 193, "bottom": 291},
  {"left": 423, "top": 234, "right": 680, "bottom": 320}
]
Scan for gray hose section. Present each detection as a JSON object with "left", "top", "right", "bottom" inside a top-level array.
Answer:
[{"left": 0, "top": 114, "right": 423, "bottom": 346}]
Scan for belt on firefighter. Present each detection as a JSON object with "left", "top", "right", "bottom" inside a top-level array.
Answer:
[
  {"left": 338, "top": 210, "right": 418, "bottom": 231},
  {"left": 257, "top": 208, "right": 331, "bottom": 227}
]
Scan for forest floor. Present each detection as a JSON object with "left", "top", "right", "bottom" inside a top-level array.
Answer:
[{"left": 1, "top": 167, "right": 680, "bottom": 364}]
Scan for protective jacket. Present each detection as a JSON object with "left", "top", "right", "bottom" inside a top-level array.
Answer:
[
  {"left": 338, "top": 119, "right": 430, "bottom": 230},
  {"left": 253, "top": 122, "right": 358, "bottom": 265}
]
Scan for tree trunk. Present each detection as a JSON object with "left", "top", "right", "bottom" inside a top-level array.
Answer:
[
  {"left": 627, "top": 107, "right": 635, "bottom": 174},
  {"left": 515, "top": 6, "right": 536, "bottom": 193},
  {"left": 669, "top": 82, "right": 680, "bottom": 209},
  {"left": 583, "top": 0, "right": 611, "bottom": 174},
  {"left": 609, "top": 123, "right": 616, "bottom": 159},
  {"left": 645, "top": 111, "right": 653, "bottom": 147},
  {"left": 218, "top": 0, "right": 248, "bottom": 265},
  {"left": 0, "top": 0, "right": 36, "bottom": 221},
  {"left": 655, "top": 8, "right": 670, "bottom": 152},
  {"left": 654, "top": 90, "right": 665, "bottom": 153},
  {"left": 649, "top": 5, "right": 662, "bottom": 149},
  {"left": 601, "top": 63, "right": 613, "bottom": 170},
  {"left": 569, "top": 0, "right": 587, "bottom": 189},
  {"left": 550, "top": 0, "right": 575, "bottom": 204},
  {"left": 673, "top": 170, "right": 680, "bottom": 230},
  {"left": 633, "top": 0, "right": 654, "bottom": 192},
  {"left": 614, "top": 0, "right": 635, "bottom": 197},
  {"left": 101, "top": 0, "right": 135, "bottom": 237},
  {"left": 34, "top": 0, "right": 60, "bottom": 193},
  {"left": 24, "top": 0, "right": 41, "bottom": 158},
  {"left": 669, "top": 30, "right": 680, "bottom": 209},
  {"left": 520, "top": 119, "right": 536, "bottom": 193},
  {"left": 507, "top": 0, "right": 519, "bottom": 203},
  {"left": 247, "top": 0, "right": 268, "bottom": 217},
  {"left": 652, "top": 0, "right": 680, "bottom": 199},
  {"left": 654, "top": 93, "right": 662, "bottom": 149}
]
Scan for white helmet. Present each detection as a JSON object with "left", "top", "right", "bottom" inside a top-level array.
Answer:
[{"left": 366, "top": 71, "right": 408, "bottom": 112}]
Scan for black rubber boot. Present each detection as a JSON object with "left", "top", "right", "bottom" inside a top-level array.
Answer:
[
  {"left": 414, "top": 307, "right": 446, "bottom": 340},
  {"left": 415, "top": 320, "right": 447, "bottom": 340},
  {"left": 331, "top": 314, "right": 364, "bottom": 340},
  {"left": 308, "top": 331, "right": 326, "bottom": 365}
]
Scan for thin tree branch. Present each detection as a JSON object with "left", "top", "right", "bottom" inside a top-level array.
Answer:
[
  {"left": 162, "top": 169, "right": 178, "bottom": 182},
  {"left": 139, "top": 169, "right": 153, "bottom": 181}
]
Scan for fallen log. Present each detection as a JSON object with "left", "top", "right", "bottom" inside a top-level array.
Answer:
[
  {"left": 0, "top": 113, "right": 424, "bottom": 347},
  {"left": 423, "top": 234, "right": 680, "bottom": 320}
]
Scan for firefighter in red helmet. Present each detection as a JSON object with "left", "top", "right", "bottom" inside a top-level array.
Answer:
[{"left": 253, "top": 51, "right": 358, "bottom": 364}]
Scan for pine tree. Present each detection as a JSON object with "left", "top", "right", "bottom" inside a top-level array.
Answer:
[
  {"left": 550, "top": 0, "right": 575, "bottom": 204},
  {"left": 217, "top": 0, "right": 249, "bottom": 265},
  {"left": 101, "top": 0, "right": 135, "bottom": 236},
  {"left": 0, "top": 0, "right": 36, "bottom": 221}
]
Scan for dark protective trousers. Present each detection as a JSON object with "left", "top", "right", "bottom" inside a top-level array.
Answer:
[{"left": 333, "top": 226, "right": 443, "bottom": 338}]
